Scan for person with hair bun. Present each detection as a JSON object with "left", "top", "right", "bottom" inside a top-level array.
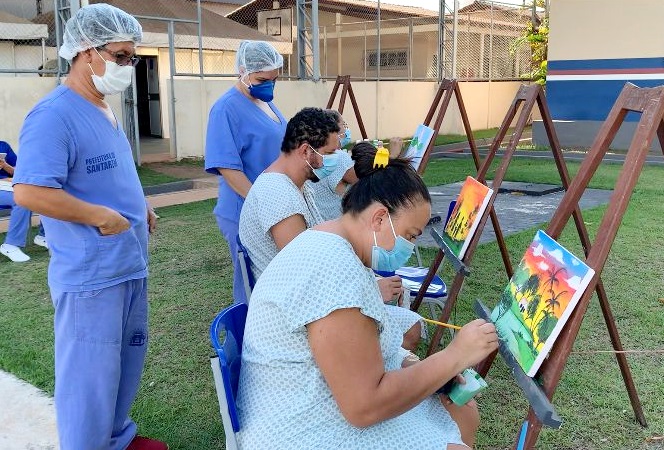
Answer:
[{"left": 236, "top": 144, "right": 498, "bottom": 449}]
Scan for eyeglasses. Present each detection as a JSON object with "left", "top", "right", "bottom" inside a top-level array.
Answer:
[
  {"left": 97, "top": 46, "right": 140, "bottom": 67},
  {"left": 309, "top": 144, "right": 337, "bottom": 157}
]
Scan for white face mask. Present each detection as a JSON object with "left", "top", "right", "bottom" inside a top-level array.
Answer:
[{"left": 89, "top": 48, "right": 134, "bottom": 95}]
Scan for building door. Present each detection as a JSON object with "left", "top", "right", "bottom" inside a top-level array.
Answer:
[{"left": 136, "top": 56, "right": 162, "bottom": 137}]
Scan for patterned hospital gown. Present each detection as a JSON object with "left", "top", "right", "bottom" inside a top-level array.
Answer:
[
  {"left": 236, "top": 230, "right": 464, "bottom": 450},
  {"left": 239, "top": 172, "right": 321, "bottom": 279},
  {"left": 303, "top": 150, "right": 355, "bottom": 221},
  {"left": 240, "top": 171, "right": 420, "bottom": 334}
]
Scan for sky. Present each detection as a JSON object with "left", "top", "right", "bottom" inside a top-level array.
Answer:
[{"left": 370, "top": 0, "right": 531, "bottom": 12}]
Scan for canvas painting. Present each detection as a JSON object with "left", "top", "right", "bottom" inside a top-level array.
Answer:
[
  {"left": 441, "top": 176, "right": 493, "bottom": 259},
  {"left": 404, "top": 124, "right": 435, "bottom": 171},
  {"left": 490, "top": 230, "right": 595, "bottom": 377}
]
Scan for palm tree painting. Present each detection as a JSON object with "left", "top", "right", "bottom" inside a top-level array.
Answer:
[
  {"left": 490, "top": 230, "right": 595, "bottom": 377},
  {"left": 442, "top": 177, "right": 493, "bottom": 259}
]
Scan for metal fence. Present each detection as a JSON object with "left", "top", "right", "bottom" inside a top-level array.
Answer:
[
  {"left": 451, "top": 0, "right": 535, "bottom": 81},
  {"left": 212, "top": 0, "right": 541, "bottom": 82},
  {"left": 0, "top": 1, "right": 58, "bottom": 77},
  {"left": 0, "top": 1, "right": 542, "bottom": 81}
]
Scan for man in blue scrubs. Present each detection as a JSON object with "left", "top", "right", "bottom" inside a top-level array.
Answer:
[
  {"left": 205, "top": 40, "right": 286, "bottom": 304},
  {"left": 13, "top": 4, "right": 165, "bottom": 450}
]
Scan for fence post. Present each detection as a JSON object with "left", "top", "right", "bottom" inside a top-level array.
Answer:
[
  {"left": 197, "top": 0, "right": 203, "bottom": 78},
  {"left": 364, "top": 22, "right": 367, "bottom": 81},
  {"left": 312, "top": 0, "right": 320, "bottom": 81},
  {"left": 168, "top": 20, "right": 178, "bottom": 159},
  {"left": 323, "top": 26, "right": 328, "bottom": 78},
  {"left": 377, "top": 0, "right": 381, "bottom": 81},
  {"left": 452, "top": 0, "right": 458, "bottom": 79},
  {"left": 336, "top": 13, "right": 342, "bottom": 75},
  {"left": 408, "top": 18, "right": 413, "bottom": 81},
  {"left": 438, "top": 0, "right": 446, "bottom": 81}
]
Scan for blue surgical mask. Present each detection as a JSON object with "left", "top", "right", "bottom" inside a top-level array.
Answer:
[
  {"left": 371, "top": 213, "right": 415, "bottom": 272},
  {"left": 242, "top": 75, "right": 275, "bottom": 102},
  {"left": 340, "top": 128, "right": 352, "bottom": 147},
  {"left": 307, "top": 145, "right": 339, "bottom": 180}
]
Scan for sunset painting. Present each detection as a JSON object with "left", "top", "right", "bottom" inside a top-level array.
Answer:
[
  {"left": 442, "top": 176, "right": 493, "bottom": 259},
  {"left": 490, "top": 230, "right": 595, "bottom": 377}
]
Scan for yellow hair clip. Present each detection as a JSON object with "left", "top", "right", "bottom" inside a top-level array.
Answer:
[{"left": 373, "top": 145, "right": 390, "bottom": 169}]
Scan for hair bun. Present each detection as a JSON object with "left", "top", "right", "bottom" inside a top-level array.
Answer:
[
  {"left": 342, "top": 142, "right": 430, "bottom": 215},
  {"left": 351, "top": 141, "right": 414, "bottom": 179},
  {"left": 350, "top": 142, "right": 379, "bottom": 179}
]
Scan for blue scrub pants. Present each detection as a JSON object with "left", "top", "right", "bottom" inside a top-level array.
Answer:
[
  {"left": 0, "top": 190, "right": 31, "bottom": 247},
  {"left": 214, "top": 215, "right": 247, "bottom": 304},
  {"left": 52, "top": 278, "right": 148, "bottom": 450}
]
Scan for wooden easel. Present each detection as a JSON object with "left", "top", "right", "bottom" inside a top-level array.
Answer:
[
  {"left": 483, "top": 82, "right": 660, "bottom": 449},
  {"left": 416, "top": 79, "right": 476, "bottom": 175},
  {"left": 409, "top": 79, "right": 513, "bottom": 312},
  {"left": 325, "top": 75, "right": 368, "bottom": 140},
  {"left": 417, "top": 84, "right": 562, "bottom": 344}
]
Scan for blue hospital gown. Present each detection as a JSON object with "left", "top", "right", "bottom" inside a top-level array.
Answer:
[{"left": 236, "top": 230, "right": 464, "bottom": 449}]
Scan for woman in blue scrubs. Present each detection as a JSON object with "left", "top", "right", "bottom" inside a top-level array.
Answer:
[{"left": 205, "top": 40, "right": 286, "bottom": 304}]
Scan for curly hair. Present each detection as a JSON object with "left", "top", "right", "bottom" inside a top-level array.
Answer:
[{"left": 281, "top": 107, "right": 341, "bottom": 153}]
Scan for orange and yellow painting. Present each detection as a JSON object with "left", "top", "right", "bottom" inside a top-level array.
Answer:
[
  {"left": 442, "top": 176, "right": 493, "bottom": 259},
  {"left": 490, "top": 230, "right": 595, "bottom": 377}
]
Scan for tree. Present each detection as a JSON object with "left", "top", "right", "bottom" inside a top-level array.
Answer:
[
  {"left": 535, "top": 310, "right": 557, "bottom": 344},
  {"left": 545, "top": 289, "right": 568, "bottom": 314},
  {"left": 494, "top": 289, "right": 514, "bottom": 322},
  {"left": 510, "top": 0, "right": 548, "bottom": 86},
  {"left": 542, "top": 267, "right": 567, "bottom": 293}
]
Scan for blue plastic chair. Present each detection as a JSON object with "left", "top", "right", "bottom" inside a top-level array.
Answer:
[
  {"left": 236, "top": 235, "right": 255, "bottom": 303},
  {"left": 375, "top": 267, "right": 447, "bottom": 317},
  {"left": 209, "top": 302, "right": 248, "bottom": 450}
]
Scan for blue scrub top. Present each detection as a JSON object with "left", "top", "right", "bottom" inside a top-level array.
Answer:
[
  {"left": 0, "top": 141, "right": 17, "bottom": 179},
  {"left": 204, "top": 86, "right": 286, "bottom": 222},
  {"left": 14, "top": 85, "right": 148, "bottom": 293}
]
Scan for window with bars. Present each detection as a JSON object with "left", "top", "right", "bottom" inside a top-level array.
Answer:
[{"left": 366, "top": 49, "right": 408, "bottom": 70}]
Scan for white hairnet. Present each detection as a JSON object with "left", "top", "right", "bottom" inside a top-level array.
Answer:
[
  {"left": 58, "top": 3, "right": 142, "bottom": 62},
  {"left": 235, "top": 40, "right": 283, "bottom": 75}
]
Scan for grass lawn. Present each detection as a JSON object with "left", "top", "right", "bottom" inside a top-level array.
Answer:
[
  {"left": 376, "top": 127, "right": 518, "bottom": 150},
  {"left": 136, "top": 165, "right": 183, "bottom": 186},
  {"left": 433, "top": 127, "right": 509, "bottom": 146},
  {"left": 1, "top": 157, "right": 662, "bottom": 449}
]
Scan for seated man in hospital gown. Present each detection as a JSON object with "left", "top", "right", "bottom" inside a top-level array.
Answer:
[{"left": 239, "top": 107, "right": 422, "bottom": 350}]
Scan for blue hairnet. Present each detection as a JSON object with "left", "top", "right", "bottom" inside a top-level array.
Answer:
[
  {"left": 235, "top": 40, "right": 283, "bottom": 75},
  {"left": 58, "top": 3, "right": 142, "bottom": 61}
]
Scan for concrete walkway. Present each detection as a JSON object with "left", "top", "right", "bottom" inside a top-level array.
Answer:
[
  {"left": 0, "top": 371, "right": 58, "bottom": 450},
  {"left": 429, "top": 133, "right": 664, "bottom": 166}
]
